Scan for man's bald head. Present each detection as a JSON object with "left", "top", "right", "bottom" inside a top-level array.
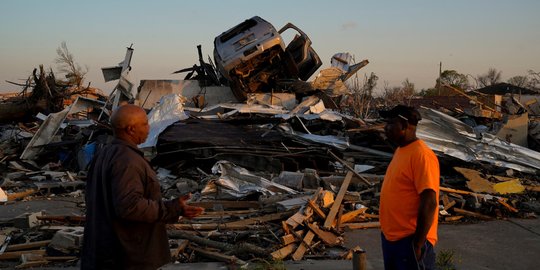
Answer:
[{"left": 110, "top": 104, "right": 149, "bottom": 144}]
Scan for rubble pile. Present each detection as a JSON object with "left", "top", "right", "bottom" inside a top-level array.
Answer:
[{"left": 1, "top": 16, "right": 540, "bottom": 268}]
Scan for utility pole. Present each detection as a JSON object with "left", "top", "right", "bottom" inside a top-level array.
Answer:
[{"left": 438, "top": 61, "right": 442, "bottom": 95}]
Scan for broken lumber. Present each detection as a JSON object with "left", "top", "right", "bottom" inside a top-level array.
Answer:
[
  {"left": 341, "top": 222, "right": 380, "bottom": 230},
  {"left": 291, "top": 231, "right": 315, "bottom": 261},
  {"left": 5, "top": 240, "right": 51, "bottom": 252},
  {"left": 189, "top": 200, "right": 260, "bottom": 210},
  {"left": 168, "top": 229, "right": 269, "bottom": 258},
  {"left": 226, "top": 209, "right": 296, "bottom": 226},
  {"left": 169, "top": 223, "right": 269, "bottom": 231},
  {"left": 191, "top": 246, "right": 247, "bottom": 266},
  {"left": 323, "top": 171, "right": 353, "bottom": 229},
  {"left": 0, "top": 249, "right": 46, "bottom": 260},
  {"left": 307, "top": 198, "right": 326, "bottom": 220},
  {"left": 338, "top": 207, "right": 368, "bottom": 224},
  {"left": 307, "top": 222, "right": 340, "bottom": 246},
  {"left": 6, "top": 189, "right": 38, "bottom": 201},
  {"left": 271, "top": 243, "right": 297, "bottom": 260},
  {"left": 453, "top": 208, "right": 493, "bottom": 220}
]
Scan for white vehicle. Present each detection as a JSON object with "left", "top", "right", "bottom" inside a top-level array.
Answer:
[{"left": 214, "top": 16, "right": 322, "bottom": 101}]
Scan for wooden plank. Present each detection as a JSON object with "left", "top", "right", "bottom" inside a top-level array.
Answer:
[
  {"left": 307, "top": 223, "right": 339, "bottom": 246},
  {"left": 338, "top": 207, "right": 367, "bottom": 224},
  {"left": 443, "top": 200, "right": 456, "bottom": 211},
  {"left": 321, "top": 191, "right": 334, "bottom": 208},
  {"left": 291, "top": 231, "right": 315, "bottom": 261},
  {"left": 226, "top": 210, "right": 296, "bottom": 226},
  {"left": 271, "top": 243, "right": 297, "bottom": 260},
  {"left": 498, "top": 199, "right": 518, "bottom": 213},
  {"left": 6, "top": 189, "right": 38, "bottom": 201},
  {"left": 445, "top": 216, "right": 463, "bottom": 222},
  {"left": 15, "top": 260, "right": 48, "bottom": 269},
  {"left": 453, "top": 208, "right": 492, "bottom": 220},
  {"left": 281, "top": 234, "right": 296, "bottom": 245},
  {"left": 307, "top": 199, "right": 326, "bottom": 219},
  {"left": 440, "top": 186, "right": 475, "bottom": 196},
  {"left": 442, "top": 194, "right": 450, "bottom": 207},
  {"left": 0, "top": 249, "right": 46, "bottom": 260},
  {"left": 285, "top": 212, "right": 310, "bottom": 229},
  {"left": 191, "top": 246, "right": 246, "bottom": 265},
  {"left": 170, "top": 223, "right": 270, "bottom": 231},
  {"left": 363, "top": 213, "right": 379, "bottom": 219},
  {"left": 323, "top": 171, "right": 353, "bottom": 229},
  {"left": 6, "top": 240, "right": 51, "bottom": 252},
  {"left": 282, "top": 221, "right": 290, "bottom": 235},
  {"left": 198, "top": 209, "right": 259, "bottom": 218},
  {"left": 341, "top": 222, "right": 380, "bottom": 230},
  {"left": 189, "top": 200, "right": 260, "bottom": 210}
]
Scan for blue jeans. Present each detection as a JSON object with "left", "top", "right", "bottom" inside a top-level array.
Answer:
[{"left": 381, "top": 233, "right": 436, "bottom": 270}]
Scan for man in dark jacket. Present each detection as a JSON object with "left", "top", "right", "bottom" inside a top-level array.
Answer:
[{"left": 82, "top": 104, "right": 204, "bottom": 270}]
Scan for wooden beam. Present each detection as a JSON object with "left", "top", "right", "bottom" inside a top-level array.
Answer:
[
  {"left": 444, "top": 216, "right": 463, "bottom": 222},
  {"left": 453, "top": 208, "right": 492, "bottom": 220},
  {"left": 307, "top": 223, "right": 340, "bottom": 246},
  {"left": 0, "top": 249, "right": 46, "bottom": 260},
  {"left": 191, "top": 246, "right": 247, "bottom": 266},
  {"left": 189, "top": 200, "right": 260, "bottom": 210},
  {"left": 338, "top": 208, "right": 368, "bottom": 224},
  {"left": 291, "top": 231, "right": 315, "bottom": 261},
  {"left": 271, "top": 243, "right": 297, "bottom": 260},
  {"left": 307, "top": 199, "right": 326, "bottom": 219},
  {"left": 286, "top": 211, "right": 310, "bottom": 229},
  {"left": 6, "top": 241, "right": 51, "bottom": 252},
  {"left": 341, "top": 222, "right": 380, "bottom": 230},
  {"left": 169, "top": 223, "right": 270, "bottom": 231},
  {"left": 323, "top": 171, "right": 353, "bottom": 229},
  {"left": 6, "top": 189, "right": 38, "bottom": 201},
  {"left": 281, "top": 234, "right": 296, "bottom": 245},
  {"left": 443, "top": 200, "right": 456, "bottom": 211},
  {"left": 226, "top": 210, "right": 296, "bottom": 226},
  {"left": 498, "top": 199, "right": 518, "bottom": 213}
]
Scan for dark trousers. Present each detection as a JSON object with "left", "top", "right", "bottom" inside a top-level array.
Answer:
[{"left": 381, "top": 233, "right": 436, "bottom": 270}]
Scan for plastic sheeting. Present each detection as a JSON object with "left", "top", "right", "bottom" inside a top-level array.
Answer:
[
  {"left": 201, "top": 160, "right": 298, "bottom": 200},
  {"left": 417, "top": 107, "right": 540, "bottom": 174}
]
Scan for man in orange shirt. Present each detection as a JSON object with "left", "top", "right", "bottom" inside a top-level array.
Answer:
[{"left": 379, "top": 105, "right": 440, "bottom": 270}]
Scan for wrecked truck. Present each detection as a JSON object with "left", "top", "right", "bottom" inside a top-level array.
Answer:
[{"left": 213, "top": 16, "right": 322, "bottom": 101}]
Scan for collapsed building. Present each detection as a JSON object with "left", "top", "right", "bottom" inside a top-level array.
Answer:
[{"left": 1, "top": 16, "right": 540, "bottom": 268}]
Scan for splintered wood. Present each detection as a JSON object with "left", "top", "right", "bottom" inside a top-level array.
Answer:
[{"left": 170, "top": 171, "right": 380, "bottom": 262}]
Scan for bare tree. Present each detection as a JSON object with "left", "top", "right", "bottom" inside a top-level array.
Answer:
[
  {"left": 507, "top": 75, "right": 529, "bottom": 88},
  {"left": 527, "top": 70, "right": 540, "bottom": 90},
  {"left": 477, "top": 68, "right": 502, "bottom": 87},
  {"left": 380, "top": 79, "right": 416, "bottom": 106},
  {"left": 55, "top": 41, "right": 87, "bottom": 87},
  {"left": 342, "top": 72, "right": 379, "bottom": 118}
]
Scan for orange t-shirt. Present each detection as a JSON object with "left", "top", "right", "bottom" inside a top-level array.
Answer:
[{"left": 380, "top": 139, "right": 440, "bottom": 245}]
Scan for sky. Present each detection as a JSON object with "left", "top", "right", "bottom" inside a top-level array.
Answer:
[{"left": 1, "top": 0, "right": 539, "bottom": 95}]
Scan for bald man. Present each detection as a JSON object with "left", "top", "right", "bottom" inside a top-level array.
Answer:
[{"left": 82, "top": 105, "right": 203, "bottom": 270}]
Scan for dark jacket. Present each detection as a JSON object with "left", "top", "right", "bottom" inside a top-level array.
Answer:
[{"left": 82, "top": 139, "right": 182, "bottom": 270}]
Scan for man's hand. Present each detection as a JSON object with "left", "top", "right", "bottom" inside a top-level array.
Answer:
[
  {"left": 413, "top": 238, "right": 424, "bottom": 260},
  {"left": 178, "top": 193, "right": 204, "bottom": 219}
]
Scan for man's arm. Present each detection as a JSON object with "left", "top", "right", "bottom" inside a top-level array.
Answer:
[{"left": 413, "top": 189, "right": 437, "bottom": 259}]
